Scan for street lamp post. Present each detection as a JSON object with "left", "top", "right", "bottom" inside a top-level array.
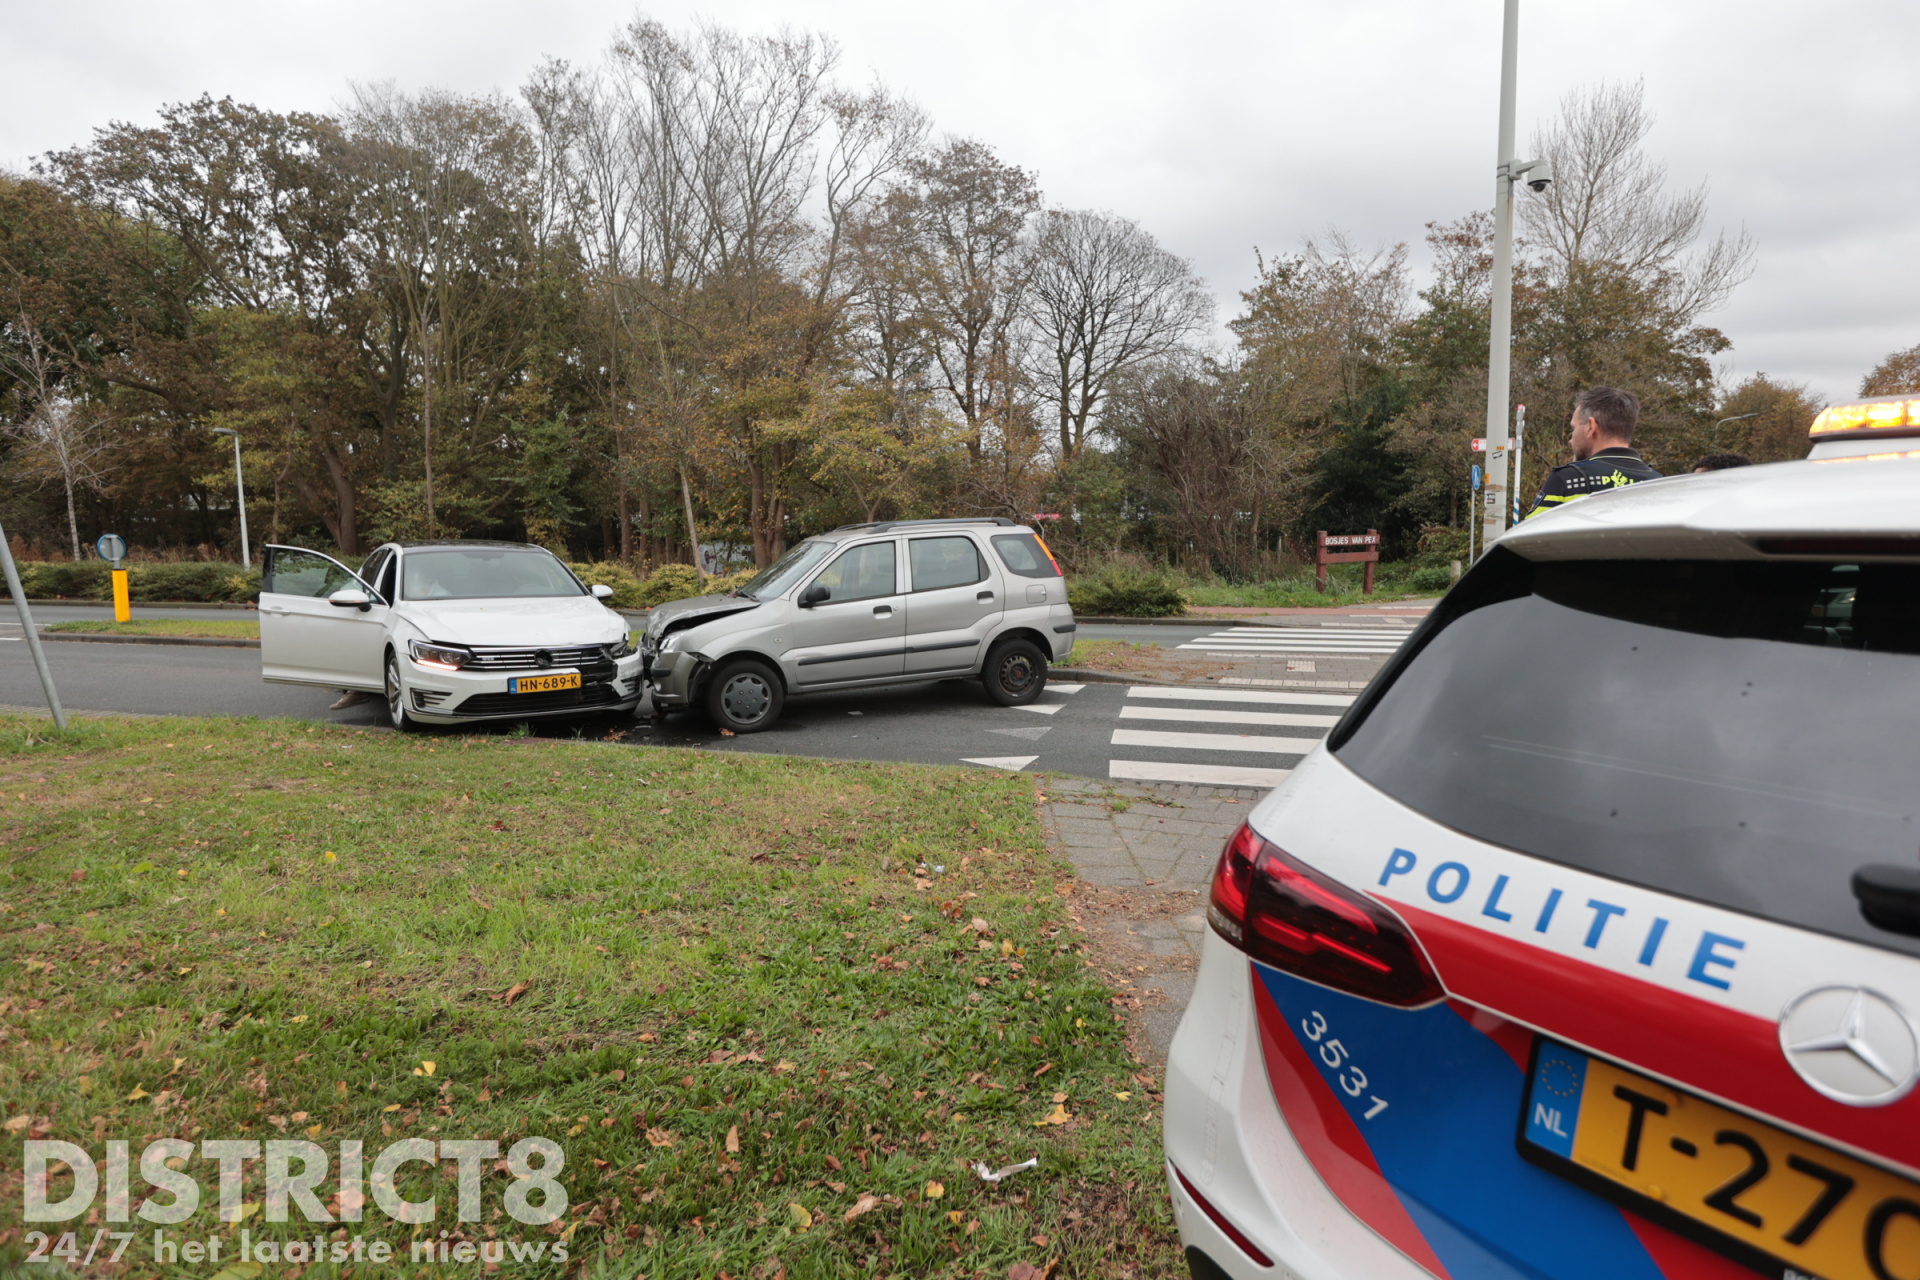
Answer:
[
  {"left": 211, "top": 428, "right": 251, "bottom": 570},
  {"left": 1481, "top": 0, "right": 1554, "bottom": 555},
  {"left": 1714, "top": 413, "right": 1760, "bottom": 440}
]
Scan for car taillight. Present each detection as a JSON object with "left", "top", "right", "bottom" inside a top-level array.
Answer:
[{"left": 1207, "top": 823, "right": 1442, "bottom": 1007}]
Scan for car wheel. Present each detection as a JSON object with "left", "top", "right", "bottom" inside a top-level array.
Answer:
[
  {"left": 983, "top": 638, "right": 1047, "bottom": 706},
  {"left": 385, "top": 650, "right": 418, "bottom": 733},
  {"left": 706, "top": 659, "right": 784, "bottom": 733}
]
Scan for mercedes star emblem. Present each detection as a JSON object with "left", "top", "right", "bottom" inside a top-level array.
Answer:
[{"left": 1778, "top": 985, "right": 1920, "bottom": 1107}]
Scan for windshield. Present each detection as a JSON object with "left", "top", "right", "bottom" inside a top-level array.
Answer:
[
  {"left": 401, "top": 548, "right": 586, "bottom": 601},
  {"left": 1331, "top": 549, "right": 1920, "bottom": 957},
  {"left": 736, "top": 540, "right": 833, "bottom": 600}
]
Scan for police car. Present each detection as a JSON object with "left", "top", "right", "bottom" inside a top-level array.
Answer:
[{"left": 1164, "top": 398, "right": 1920, "bottom": 1280}]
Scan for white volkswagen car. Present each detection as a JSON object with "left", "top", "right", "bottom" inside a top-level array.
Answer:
[
  {"left": 1164, "top": 429, "right": 1920, "bottom": 1280},
  {"left": 259, "top": 541, "right": 642, "bottom": 729}
]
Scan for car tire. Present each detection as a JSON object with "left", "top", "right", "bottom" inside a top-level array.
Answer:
[
  {"left": 982, "top": 637, "right": 1047, "bottom": 706},
  {"left": 384, "top": 650, "right": 418, "bottom": 733},
  {"left": 707, "top": 659, "right": 784, "bottom": 733}
]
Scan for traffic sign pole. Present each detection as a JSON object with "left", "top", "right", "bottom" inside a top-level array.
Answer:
[
  {"left": 0, "top": 515, "right": 68, "bottom": 730},
  {"left": 97, "top": 533, "right": 130, "bottom": 622}
]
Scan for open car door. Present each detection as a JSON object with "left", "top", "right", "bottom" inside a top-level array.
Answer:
[{"left": 259, "top": 545, "right": 387, "bottom": 691}]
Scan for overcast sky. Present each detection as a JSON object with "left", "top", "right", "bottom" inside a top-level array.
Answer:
[{"left": 7, "top": 0, "right": 1918, "bottom": 405}]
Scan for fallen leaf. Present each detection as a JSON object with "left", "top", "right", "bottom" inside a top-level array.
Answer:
[
  {"left": 3, "top": 1115, "right": 29, "bottom": 1134},
  {"left": 823, "top": 1155, "right": 842, "bottom": 1172},
  {"left": 788, "top": 1202, "right": 813, "bottom": 1231},
  {"left": 323, "top": 852, "right": 337, "bottom": 863},
  {"left": 209, "top": 1261, "right": 264, "bottom": 1280},
  {"left": 719, "top": 728, "right": 736, "bottom": 737},
  {"left": 999, "top": 939, "right": 1014, "bottom": 958},
  {"left": 1113, "top": 1091, "right": 1132, "bottom": 1101},
  {"left": 948, "top": 1210, "right": 966, "bottom": 1225},
  {"left": 306, "top": 1124, "right": 323, "bottom": 1139},
  {"left": 126, "top": 1085, "right": 149, "bottom": 1101},
  {"left": 924, "top": 1180, "right": 944, "bottom": 1200},
  {"left": 1032, "top": 1104, "right": 1072, "bottom": 1127},
  {"left": 725, "top": 1125, "right": 740, "bottom": 1154},
  {"left": 843, "top": 1193, "right": 881, "bottom": 1222},
  {"left": 645, "top": 1127, "right": 677, "bottom": 1148},
  {"left": 382, "top": 1104, "right": 401, "bottom": 1113},
  {"left": 773, "top": 1060, "right": 797, "bottom": 1074},
  {"left": 502, "top": 982, "right": 528, "bottom": 1006}
]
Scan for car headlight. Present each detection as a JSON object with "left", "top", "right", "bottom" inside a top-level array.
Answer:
[
  {"left": 659, "top": 631, "right": 685, "bottom": 653},
  {"left": 606, "top": 637, "right": 635, "bottom": 659},
  {"left": 408, "top": 640, "right": 472, "bottom": 670}
]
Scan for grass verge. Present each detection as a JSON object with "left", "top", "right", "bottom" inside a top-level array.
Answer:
[
  {"left": 42, "top": 620, "right": 261, "bottom": 640},
  {"left": 1182, "top": 564, "right": 1436, "bottom": 609},
  {"left": 0, "top": 716, "right": 1176, "bottom": 1278}
]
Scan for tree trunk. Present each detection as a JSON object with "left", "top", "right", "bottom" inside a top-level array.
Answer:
[
  {"left": 63, "top": 470, "right": 81, "bottom": 562},
  {"left": 319, "top": 446, "right": 359, "bottom": 555},
  {"left": 747, "top": 448, "right": 769, "bottom": 568},
  {"left": 679, "top": 468, "right": 705, "bottom": 580},
  {"left": 422, "top": 332, "right": 435, "bottom": 538},
  {"left": 616, "top": 422, "right": 633, "bottom": 563}
]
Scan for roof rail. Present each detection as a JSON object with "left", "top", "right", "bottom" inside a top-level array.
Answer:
[{"left": 827, "top": 517, "right": 1021, "bottom": 534}]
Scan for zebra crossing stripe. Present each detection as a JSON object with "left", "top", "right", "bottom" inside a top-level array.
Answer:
[
  {"left": 1109, "top": 760, "right": 1289, "bottom": 788},
  {"left": 1110, "top": 728, "right": 1320, "bottom": 755},
  {"left": 1117, "top": 705, "right": 1338, "bottom": 729},
  {"left": 1126, "top": 687, "right": 1355, "bottom": 707}
]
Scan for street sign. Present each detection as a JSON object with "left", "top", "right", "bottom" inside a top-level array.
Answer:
[
  {"left": 1471, "top": 438, "right": 1487, "bottom": 452},
  {"left": 1471, "top": 465, "right": 1483, "bottom": 490},
  {"left": 95, "top": 533, "right": 127, "bottom": 563},
  {"left": 1314, "top": 529, "right": 1381, "bottom": 595}
]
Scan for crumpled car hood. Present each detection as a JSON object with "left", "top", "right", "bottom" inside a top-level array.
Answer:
[
  {"left": 647, "top": 593, "right": 761, "bottom": 639},
  {"left": 398, "top": 596, "right": 626, "bottom": 647}
]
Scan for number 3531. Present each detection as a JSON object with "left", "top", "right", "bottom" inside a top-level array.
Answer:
[{"left": 1301, "top": 1010, "right": 1390, "bottom": 1121}]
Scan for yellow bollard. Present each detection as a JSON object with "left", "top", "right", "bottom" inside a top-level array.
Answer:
[{"left": 112, "top": 569, "right": 130, "bottom": 622}]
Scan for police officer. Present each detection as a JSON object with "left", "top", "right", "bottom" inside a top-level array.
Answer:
[{"left": 1524, "top": 386, "right": 1661, "bottom": 519}]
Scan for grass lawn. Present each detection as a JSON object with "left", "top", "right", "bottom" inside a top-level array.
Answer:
[
  {"left": 1182, "top": 565, "right": 1437, "bottom": 610},
  {"left": 43, "top": 619, "right": 261, "bottom": 640},
  {"left": 0, "top": 716, "right": 1177, "bottom": 1278}
]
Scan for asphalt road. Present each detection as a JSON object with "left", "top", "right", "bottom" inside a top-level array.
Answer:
[{"left": 0, "top": 626, "right": 1362, "bottom": 785}]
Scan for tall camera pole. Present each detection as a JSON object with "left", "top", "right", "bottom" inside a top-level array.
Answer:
[
  {"left": 0, "top": 516, "right": 68, "bottom": 730},
  {"left": 1481, "top": 0, "right": 1521, "bottom": 555}
]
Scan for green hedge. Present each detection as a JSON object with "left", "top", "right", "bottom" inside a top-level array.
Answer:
[
  {"left": 1067, "top": 564, "right": 1188, "bottom": 617},
  {"left": 1, "top": 562, "right": 261, "bottom": 603},
  {"left": 4, "top": 557, "right": 759, "bottom": 609}
]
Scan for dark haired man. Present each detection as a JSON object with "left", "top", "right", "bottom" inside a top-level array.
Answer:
[
  {"left": 1524, "top": 386, "right": 1662, "bottom": 519},
  {"left": 1691, "top": 452, "right": 1752, "bottom": 473}
]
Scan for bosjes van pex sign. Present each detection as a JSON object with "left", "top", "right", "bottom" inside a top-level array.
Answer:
[{"left": 19, "top": 1135, "right": 572, "bottom": 1268}]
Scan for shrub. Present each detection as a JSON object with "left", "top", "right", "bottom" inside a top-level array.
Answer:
[
  {"left": 1, "top": 561, "right": 259, "bottom": 603},
  {"left": 1067, "top": 564, "right": 1188, "bottom": 617},
  {"left": 1408, "top": 565, "right": 1455, "bottom": 593},
  {"left": 568, "top": 561, "right": 646, "bottom": 610},
  {"left": 635, "top": 563, "right": 706, "bottom": 607}
]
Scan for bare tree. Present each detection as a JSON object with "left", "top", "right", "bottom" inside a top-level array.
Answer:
[
  {"left": 904, "top": 139, "right": 1039, "bottom": 461},
  {"left": 345, "top": 84, "right": 539, "bottom": 538},
  {"left": 1522, "top": 79, "right": 1754, "bottom": 321},
  {"left": 1, "top": 311, "right": 115, "bottom": 560},
  {"left": 1025, "top": 209, "right": 1211, "bottom": 458}
]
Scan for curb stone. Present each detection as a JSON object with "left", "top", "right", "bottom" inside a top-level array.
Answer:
[{"left": 40, "top": 633, "right": 259, "bottom": 649}]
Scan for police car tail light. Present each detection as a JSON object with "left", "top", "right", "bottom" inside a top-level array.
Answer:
[{"left": 1207, "top": 823, "right": 1442, "bottom": 1007}]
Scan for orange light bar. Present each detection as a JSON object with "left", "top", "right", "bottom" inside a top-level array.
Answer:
[{"left": 1808, "top": 396, "right": 1920, "bottom": 437}]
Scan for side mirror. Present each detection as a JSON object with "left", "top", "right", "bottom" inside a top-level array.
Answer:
[
  {"left": 798, "top": 583, "right": 830, "bottom": 608},
  {"left": 590, "top": 583, "right": 615, "bottom": 601},
  {"left": 328, "top": 588, "right": 372, "bottom": 612}
]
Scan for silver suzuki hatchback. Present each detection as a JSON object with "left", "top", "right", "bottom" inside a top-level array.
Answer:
[{"left": 639, "top": 518, "right": 1077, "bottom": 732}]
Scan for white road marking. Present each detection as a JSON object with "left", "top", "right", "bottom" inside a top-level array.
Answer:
[
  {"left": 1046, "top": 683, "right": 1085, "bottom": 693},
  {"left": 1118, "top": 705, "right": 1339, "bottom": 729},
  {"left": 1013, "top": 703, "right": 1062, "bottom": 715},
  {"left": 1111, "top": 728, "right": 1320, "bottom": 755},
  {"left": 1128, "top": 687, "right": 1356, "bottom": 707},
  {"left": 961, "top": 755, "right": 1038, "bottom": 770},
  {"left": 1108, "top": 759, "right": 1290, "bottom": 788},
  {"left": 988, "top": 725, "right": 1050, "bottom": 741}
]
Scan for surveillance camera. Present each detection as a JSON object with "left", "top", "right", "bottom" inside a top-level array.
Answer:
[{"left": 1524, "top": 159, "right": 1554, "bottom": 193}]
